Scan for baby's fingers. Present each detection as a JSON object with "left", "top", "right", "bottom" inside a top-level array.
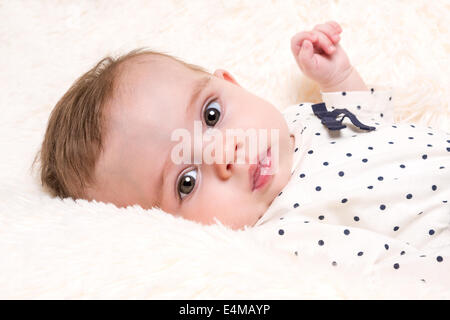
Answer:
[
  {"left": 297, "top": 39, "right": 317, "bottom": 70},
  {"left": 311, "top": 30, "right": 336, "bottom": 55},
  {"left": 291, "top": 31, "right": 317, "bottom": 57},
  {"left": 314, "top": 23, "right": 341, "bottom": 44}
]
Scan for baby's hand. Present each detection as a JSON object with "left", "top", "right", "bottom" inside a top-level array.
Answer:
[{"left": 291, "top": 21, "right": 353, "bottom": 90}]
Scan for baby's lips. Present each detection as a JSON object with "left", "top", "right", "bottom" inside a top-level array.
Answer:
[{"left": 248, "top": 163, "right": 258, "bottom": 190}]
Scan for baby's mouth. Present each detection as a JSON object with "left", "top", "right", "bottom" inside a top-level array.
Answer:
[{"left": 249, "top": 147, "right": 272, "bottom": 191}]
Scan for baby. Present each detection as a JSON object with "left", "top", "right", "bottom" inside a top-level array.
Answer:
[
  {"left": 36, "top": 22, "right": 360, "bottom": 227},
  {"left": 36, "top": 21, "right": 449, "bottom": 234},
  {"left": 36, "top": 21, "right": 450, "bottom": 294}
]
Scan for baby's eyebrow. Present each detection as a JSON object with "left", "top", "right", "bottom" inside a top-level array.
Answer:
[{"left": 186, "top": 76, "right": 211, "bottom": 114}]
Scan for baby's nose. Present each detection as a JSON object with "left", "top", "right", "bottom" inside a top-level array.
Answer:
[
  {"left": 211, "top": 140, "right": 243, "bottom": 180},
  {"left": 213, "top": 162, "right": 233, "bottom": 180}
]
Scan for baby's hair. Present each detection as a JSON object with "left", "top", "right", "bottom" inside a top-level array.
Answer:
[{"left": 32, "top": 48, "right": 209, "bottom": 200}]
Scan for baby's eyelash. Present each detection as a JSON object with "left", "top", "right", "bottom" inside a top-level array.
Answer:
[
  {"left": 176, "top": 166, "right": 200, "bottom": 202},
  {"left": 201, "top": 96, "right": 217, "bottom": 117}
]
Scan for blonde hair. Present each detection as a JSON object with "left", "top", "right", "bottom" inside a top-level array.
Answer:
[{"left": 32, "top": 48, "right": 208, "bottom": 200}]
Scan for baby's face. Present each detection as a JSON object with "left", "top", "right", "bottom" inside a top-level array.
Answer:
[{"left": 88, "top": 55, "right": 294, "bottom": 230}]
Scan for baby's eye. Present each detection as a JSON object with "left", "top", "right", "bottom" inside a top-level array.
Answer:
[
  {"left": 203, "top": 100, "right": 221, "bottom": 127},
  {"left": 177, "top": 168, "right": 198, "bottom": 199}
]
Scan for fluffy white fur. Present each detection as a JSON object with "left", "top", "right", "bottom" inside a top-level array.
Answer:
[{"left": 0, "top": 0, "right": 449, "bottom": 299}]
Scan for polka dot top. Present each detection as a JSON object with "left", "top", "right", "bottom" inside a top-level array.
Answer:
[{"left": 253, "top": 86, "right": 450, "bottom": 297}]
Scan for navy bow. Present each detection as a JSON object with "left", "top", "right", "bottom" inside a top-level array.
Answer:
[{"left": 311, "top": 103, "right": 376, "bottom": 131}]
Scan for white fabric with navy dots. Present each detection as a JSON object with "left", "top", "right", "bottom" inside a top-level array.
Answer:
[{"left": 254, "top": 86, "right": 450, "bottom": 295}]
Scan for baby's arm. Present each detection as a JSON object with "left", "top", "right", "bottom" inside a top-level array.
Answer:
[
  {"left": 291, "top": 22, "right": 394, "bottom": 123},
  {"left": 291, "top": 21, "right": 368, "bottom": 92}
]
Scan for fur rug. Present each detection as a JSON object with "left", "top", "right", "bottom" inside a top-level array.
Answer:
[{"left": 0, "top": 0, "right": 449, "bottom": 299}]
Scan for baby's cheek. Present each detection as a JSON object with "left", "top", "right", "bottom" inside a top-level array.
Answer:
[{"left": 184, "top": 187, "right": 250, "bottom": 228}]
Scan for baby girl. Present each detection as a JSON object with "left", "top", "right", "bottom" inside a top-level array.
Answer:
[
  {"left": 36, "top": 21, "right": 371, "bottom": 226},
  {"left": 36, "top": 21, "right": 449, "bottom": 294}
]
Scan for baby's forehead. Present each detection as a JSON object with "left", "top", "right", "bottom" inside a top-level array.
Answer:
[
  {"left": 110, "top": 56, "right": 183, "bottom": 106},
  {"left": 105, "top": 53, "right": 205, "bottom": 134},
  {"left": 117, "top": 53, "right": 194, "bottom": 83}
]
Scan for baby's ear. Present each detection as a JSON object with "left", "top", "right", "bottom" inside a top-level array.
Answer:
[{"left": 213, "top": 69, "right": 240, "bottom": 87}]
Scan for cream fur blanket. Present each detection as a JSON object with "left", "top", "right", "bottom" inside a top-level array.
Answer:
[{"left": 0, "top": 0, "right": 449, "bottom": 299}]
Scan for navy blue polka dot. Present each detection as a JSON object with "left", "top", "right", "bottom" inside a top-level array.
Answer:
[
  {"left": 378, "top": 176, "right": 384, "bottom": 181},
  {"left": 308, "top": 150, "right": 313, "bottom": 154},
  {"left": 344, "top": 229, "right": 350, "bottom": 235},
  {"left": 400, "top": 251, "right": 405, "bottom": 255},
  {"left": 362, "top": 158, "right": 368, "bottom": 163},
  {"left": 338, "top": 171, "right": 344, "bottom": 177},
  {"left": 342, "top": 91, "right": 346, "bottom": 96},
  {"left": 432, "top": 185, "right": 437, "bottom": 191},
  {"left": 316, "top": 186, "right": 322, "bottom": 191},
  {"left": 323, "top": 162, "right": 329, "bottom": 166},
  {"left": 354, "top": 216, "right": 360, "bottom": 221},
  {"left": 299, "top": 173, "right": 305, "bottom": 178},
  {"left": 367, "top": 185, "right": 374, "bottom": 189},
  {"left": 278, "top": 229, "right": 284, "bottom": 235},
  {"left": 357, "top": 251, "right": 364, "bottom": 256},
  {"left": 318, "top": 215, "right": 324, "bottom": 220},
  {"left": 437, "top": 256, "right": 443, "bottom": 262},
  {"left": 384, "top": 244, "right": 389, "bottom": 250},
  {"left": 380, "top": 204, "right": 386, "bottom": 210},
  {"left": 400, "top": 164, "right": 405, "bottom": 168},
  {"left": 318, "top": 240, "right": 324, "bottom": 246},
  {"left": 422, "top": 154, "right": 428, "bottom": 160},
  {"left": 293, "top": 203, "right": 299, "bottom": 208},
  {"left": 346, "top": 153, "right": 352, "bottom": 157},
  {"left": 394, "top": 226, "right": 399, "bottom": 231},
  {"left": 368, "top": 146, "right": 373, "bottom": 150},
  {"left": 406, "top": 194, "right": 413, "bottom": 199},
  {"left": 393, "top": 263, "right": 400, "bottom": 269},
  {"left": 294, "top": 147, "right": 298, "bottom": 152},
  {"left": 341, "top": 198, "right": 348, "bottom": 203},
  {"left": 429, "top": 229, "right": 435, "bottom": 235}
]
